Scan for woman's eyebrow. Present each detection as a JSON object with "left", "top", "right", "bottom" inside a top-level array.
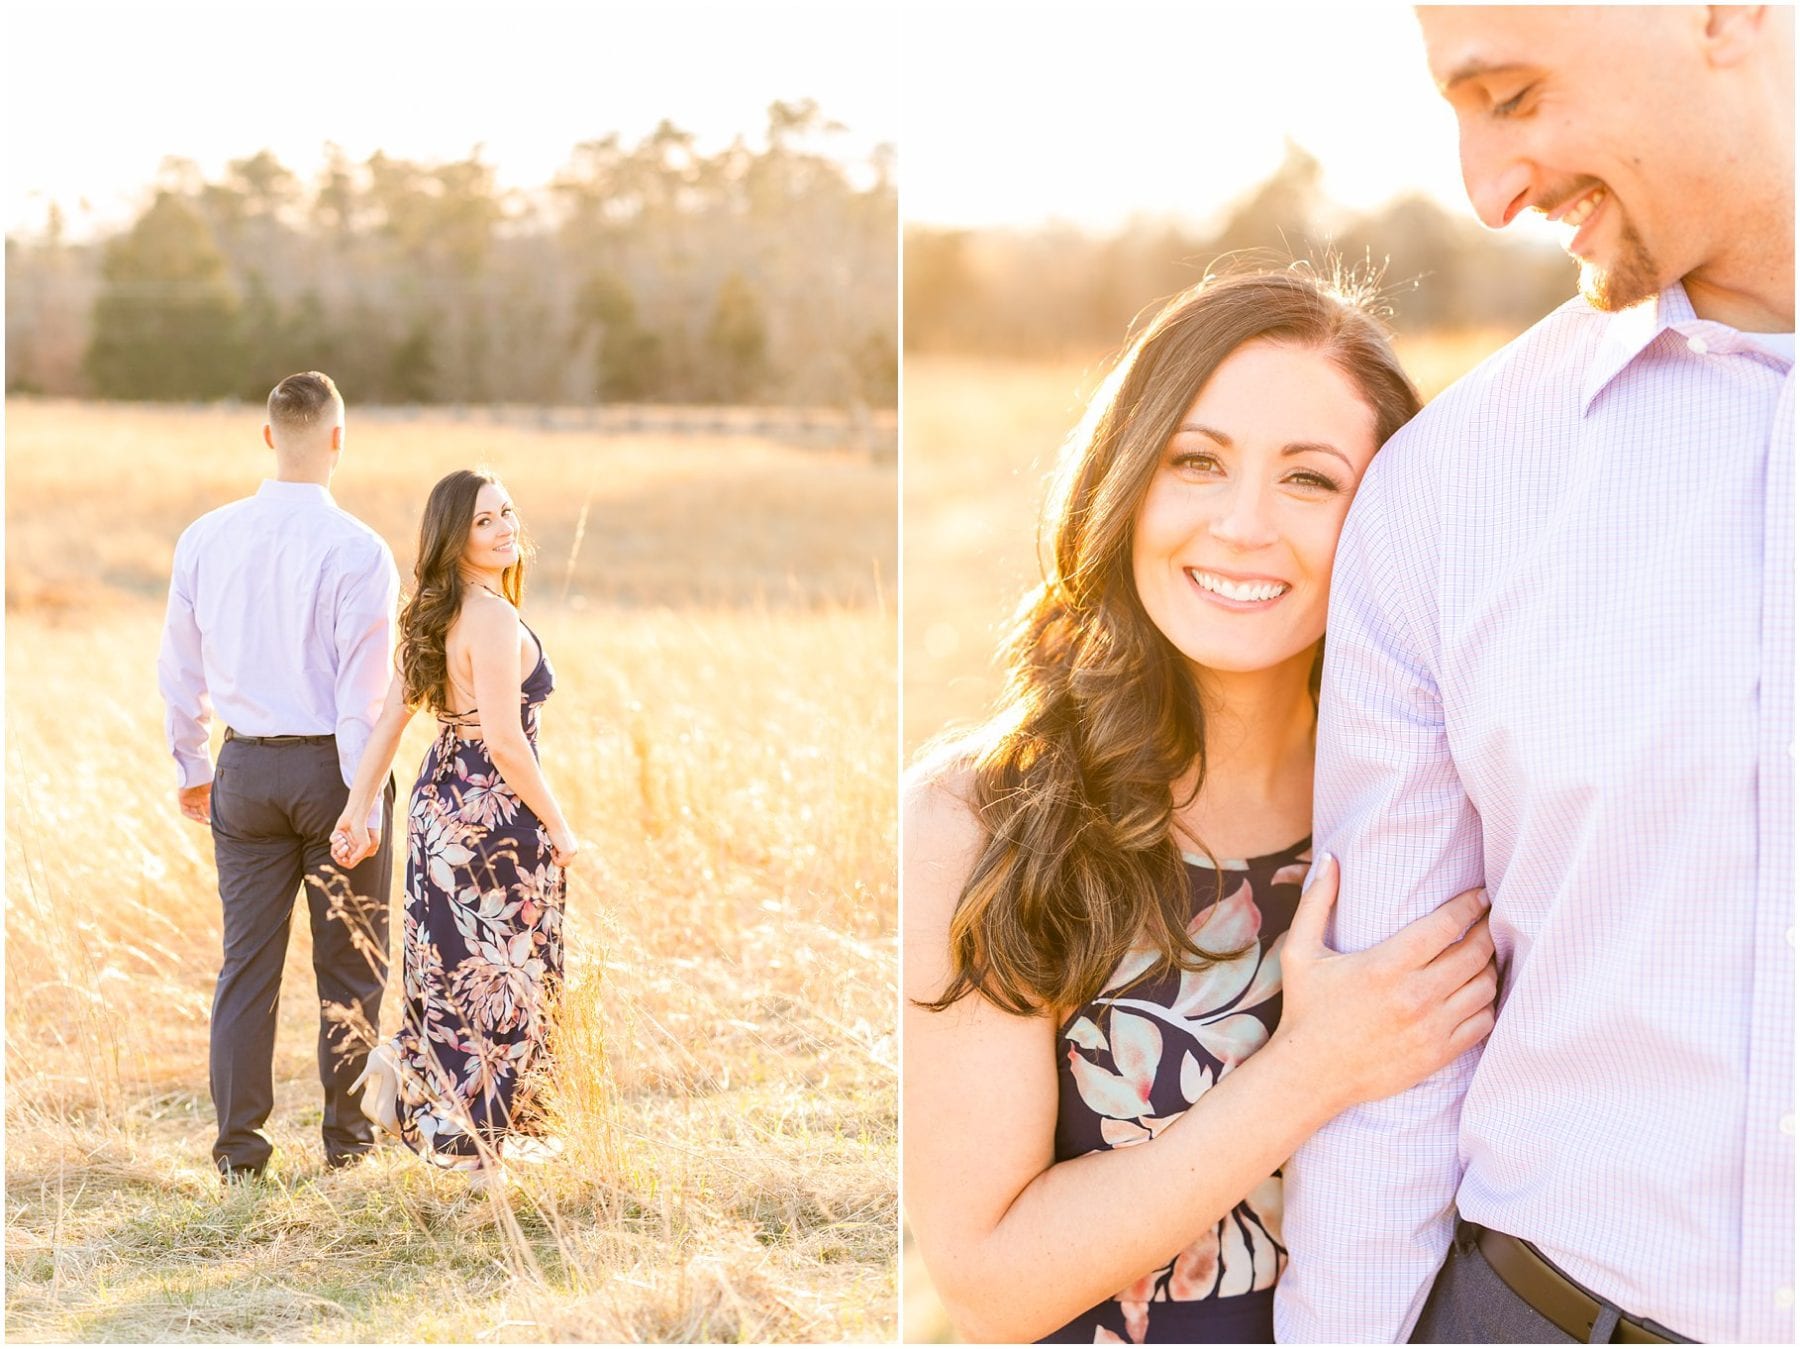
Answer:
[
  {"left": 1282, "top": 441, "right": 1353, "bottom": 471},
  {"left": 1174, "top": 423, "right": 1232, "bottom": 445}
]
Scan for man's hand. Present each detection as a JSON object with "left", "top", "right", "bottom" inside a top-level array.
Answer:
[
  {"left": 178, "top": 783, "right": 212, "bottom": 825},
  {"left": 331, "top": 813, "right": 379, "bottom": 868}
]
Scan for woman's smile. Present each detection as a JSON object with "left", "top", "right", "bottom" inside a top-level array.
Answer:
[{"left": 1185, "top": 567, "right": 1292, "bottom": 609}]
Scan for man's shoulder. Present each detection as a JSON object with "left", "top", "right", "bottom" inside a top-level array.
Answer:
[
  {"left": 1400, "top": 295, "right": 1601, "bottom": 439},
  {"left": 177, "top": 491, "right": 393, "bottom": 571},
  {"left": 317, "top": 502, "right": 395, "bottom": 563},
  {"left": 1372, "top": 294, "right": 1602, "bottom": 480},
  {"left": 175, "top": 495, "right": 258, "bottom": 552}
]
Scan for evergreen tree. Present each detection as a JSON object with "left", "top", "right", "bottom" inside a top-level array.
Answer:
[
  {"left": 85, "top": 191, "right": 240, "bottom": 399},
  {"left": 577, "top": 270, "right": 661, "bottom": 401},
  {"left": 705, "top": 271, "right": 769, "bottom": 402}
]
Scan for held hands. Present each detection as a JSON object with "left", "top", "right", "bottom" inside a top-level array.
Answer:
[
  {"left": 1276, "top": 854, "right": 1498, "bottom": 1112},
  {"left": 548, "top": 827, "right": 580, "bottom": 869},
  {"left": 330, "top": 810, "right": 379, "bottom": 868},
  {"left": 177, "top": 783, "right": 212, "bottom": 825}
]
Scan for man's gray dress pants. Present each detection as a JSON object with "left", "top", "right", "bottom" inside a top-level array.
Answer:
[
  {"left": 1411, "top": 1222, "right": 1694, "bottom": 1344},
  {"left": 208, "top": 736, "right": 394, "bottom": 1174}
]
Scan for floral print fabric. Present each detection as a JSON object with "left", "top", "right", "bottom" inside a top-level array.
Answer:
[
  {"left": 1041, "top": 839, "right": 1310, "bottom": 1345},
  {"left": 389, "top": 628, "right": 564, "bottom": 1165}
]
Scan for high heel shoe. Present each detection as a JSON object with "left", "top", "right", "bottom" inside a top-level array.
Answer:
[
  {"left": 349, "top": 1042, "right": 403, "bottom": 1140},
  {"left": 466, "top": 1165, "right": 502, "bottom": 1195}
]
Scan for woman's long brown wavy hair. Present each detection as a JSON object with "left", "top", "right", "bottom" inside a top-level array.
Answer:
[
  {"left": 398, "top": 468, "right": 530, "bottom": 714},
  {"left": 925, "top": 267, "right": 1422, "bottom": 1016}
]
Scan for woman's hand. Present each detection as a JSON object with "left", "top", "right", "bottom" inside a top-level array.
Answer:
[
  {"left": 1276, "top": 854, "right": 1497, "bottom": 1112},
  {"left": 331, "top": 810, "right": 378, "bottom": 868},
  {"left": 549, "top": 827, "right": 580, "bottom": 869}
]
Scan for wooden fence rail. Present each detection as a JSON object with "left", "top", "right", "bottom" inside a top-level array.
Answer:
[{"left": 358, "top": 402, "right": 898, "bottom": 461}]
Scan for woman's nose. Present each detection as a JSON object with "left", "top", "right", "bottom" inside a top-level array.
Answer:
[{"left": 1207, "top": 480, "right": 1279, "bottom": 550}]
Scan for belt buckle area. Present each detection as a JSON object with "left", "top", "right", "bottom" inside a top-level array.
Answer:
[
  {"left": 1474, "top": 1226, "right": 1675, "bottom": 1345},
  {"left": 224, "top": 729, "right": 330, "bottom": 747}
]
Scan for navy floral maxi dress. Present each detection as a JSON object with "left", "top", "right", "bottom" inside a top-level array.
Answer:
[
  {"left": 1040, "top": 839, "right": 1310, "bottom": 1345},
  {"left": 390, "top": 625, "right": 565, "bottom": 1166}
]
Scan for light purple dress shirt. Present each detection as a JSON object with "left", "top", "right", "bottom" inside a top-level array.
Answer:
[
  {"left": 157, "top": 480, "right": 400, "bottom": 827},
  {"left": 1275, "top": 285, "right": 1794, "bottom": 1343}
]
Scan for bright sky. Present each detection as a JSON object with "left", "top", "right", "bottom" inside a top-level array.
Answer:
[
  {"left": 3, "top": 0, "right": 900, "bottom": 239},
  {"left": 902, "top": 1, "right": 1560, "bottom": 249}
]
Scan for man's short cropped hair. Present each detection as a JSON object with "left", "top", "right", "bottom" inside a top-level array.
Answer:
[{"left": 267, "top": 371, "right": 343, "bottom": 430}]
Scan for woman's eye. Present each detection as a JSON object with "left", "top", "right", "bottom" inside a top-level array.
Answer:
[
  {"left": 1287, "top": 471, "right": 1341, "bottom": 492},
  {"left": 1172, "top": 451, "right": 1222, "bottom": 473}
]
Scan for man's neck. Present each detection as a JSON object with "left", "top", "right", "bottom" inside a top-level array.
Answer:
[
  {"left": 272, "top": 456, "right": 333, "bottom": 488},
  {"left": 1684, "top": 200, "right": 1795, "bottom": 331},
  {"left": 1685, "top": 269, "right": 1795, "bottom": 332}
]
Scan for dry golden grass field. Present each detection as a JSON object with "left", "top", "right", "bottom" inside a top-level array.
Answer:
[
  {"left": 5, "top": 399, "right": 898, "bottom": 1342},
  {"left": 900, "top": 330, "right": 1519, "bottom": 1342}
]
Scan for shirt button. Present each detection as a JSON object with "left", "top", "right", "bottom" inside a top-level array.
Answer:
[
  {"left": 1777, "top": 1286, "right": 1794, "bottom": 1310},
  {"left": 1688, "top": 335, "right": 1710, "bottom": 355},
  {"left": 1783, "top": 1114, "right": 1796, "bottom": 1137},
  {"left": 1789, "top": 927, "right": 1796, "bottom": 949}
]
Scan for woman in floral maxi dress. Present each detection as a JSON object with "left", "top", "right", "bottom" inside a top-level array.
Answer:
[
  {"left": 335, "top": 468, "right": 577, "bottom": 1174},
  {"left": 903, "top": 272, "right": 1500, "bottom": 1343}
]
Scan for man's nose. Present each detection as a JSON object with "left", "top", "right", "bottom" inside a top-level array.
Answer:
[{"left": 1460, "top": 119, "right": 1535, "bottom": 230}]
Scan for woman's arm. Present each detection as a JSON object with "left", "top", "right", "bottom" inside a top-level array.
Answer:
[
  {"left": 464, "top": 598, "right": 577, "bottom": 866},
  {"left": 332, "top": 670, "right": 413, "bottom": 865},
  {"left": 902, "top": 772, "right": 1494, "bottom": 1345}
]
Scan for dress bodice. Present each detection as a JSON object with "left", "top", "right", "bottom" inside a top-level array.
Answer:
[
  {"left": 1041, "top": 838, "right": 1311, "bottom": 1345},
  {"left": 426, "top": 623, "right": 554, "bottom": 786}
]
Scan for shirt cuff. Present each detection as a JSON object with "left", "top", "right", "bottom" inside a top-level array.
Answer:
[{"left": 176, "top": 752, "right": 214, "bottom": 789}]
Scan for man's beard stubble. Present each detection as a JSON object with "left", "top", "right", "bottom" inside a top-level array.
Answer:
[{"left": 1580, "top": 213, "right": 1661, "bottom": 312}]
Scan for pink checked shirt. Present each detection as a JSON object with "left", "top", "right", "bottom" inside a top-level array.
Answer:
[
  {"left": 1275, "top": 285, "right": 1794, "bottom": 1343},
  {"left": 157, "top": 480, "right": 399, "bottom": 827}
]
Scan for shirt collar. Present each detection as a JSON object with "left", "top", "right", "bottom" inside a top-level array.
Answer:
[
  {"left": 1582, "top": 281, "right": 1794, "bottom": 413},
  {"left": 1581, "top": 283, "right": 1695, "bottom": 415},
  {"left": 256, "top": 479, "right": 335, "bottom": 506}
]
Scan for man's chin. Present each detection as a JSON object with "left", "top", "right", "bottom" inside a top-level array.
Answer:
[
  {"left": 1579, "top": 260, "right": 1662, "bottom": 312},
  {"left": 1576, "top": 227, "right": 1662, "bottom": 312}
]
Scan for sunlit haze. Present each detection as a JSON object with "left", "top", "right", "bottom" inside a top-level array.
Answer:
[
  {"left": 902, "top": 1, "right": 1561, "bottom": 249},
  {"left": 5, "top": 0, "right": 899, "bottom": 239}
]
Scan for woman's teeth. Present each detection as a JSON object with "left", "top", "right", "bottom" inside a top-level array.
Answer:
[{"left": 1189, "top": 569, "right": 1288, "bottom": 602}]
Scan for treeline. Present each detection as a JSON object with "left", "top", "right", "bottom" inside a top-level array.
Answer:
[
  {"left": 906, "top": 141, "right": 1578, "bottom": 356},
  {"left": 5, "top": 101, "right": 897, "bottom": 408}
]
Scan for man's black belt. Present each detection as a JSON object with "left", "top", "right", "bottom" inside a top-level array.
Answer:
[
  {"left": 223, "top": 728, "right": 335, "bottom": 746},
  {"left": 1474, "top": 1224, "right": 1687, "bottom": 1344}
]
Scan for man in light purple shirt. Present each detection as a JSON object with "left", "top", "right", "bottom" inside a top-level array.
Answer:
[
  {"left": 1276, "top": 7, "right": 1792, "bottom": 1344},
  {"left": 158, "top": 371, "right": 400, "bottom": 1179}
]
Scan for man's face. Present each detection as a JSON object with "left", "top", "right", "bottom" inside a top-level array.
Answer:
[{"left": 1418, "top": 6, "right": 1715, "bottom": 311}]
